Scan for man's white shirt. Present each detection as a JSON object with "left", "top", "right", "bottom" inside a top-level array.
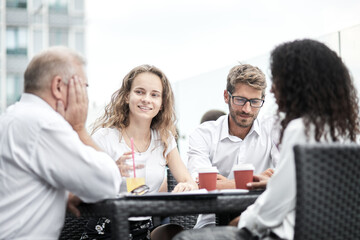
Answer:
[
  {"left": 0, "top": 94, "right": 121, "bottom": 240},
  {"left": 187, "top": 114, "right": 279, "bottom": 228}
]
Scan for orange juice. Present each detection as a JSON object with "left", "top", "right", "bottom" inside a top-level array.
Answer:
[{"left": 126, "top": 177, "right": 145, "bottom": 192}]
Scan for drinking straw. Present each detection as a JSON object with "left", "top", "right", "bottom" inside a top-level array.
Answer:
[{"left": 130, "top": 137, "right": 136, "bottom": 178}]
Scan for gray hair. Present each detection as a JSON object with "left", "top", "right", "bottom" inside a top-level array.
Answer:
[{"left": 24, "top": 46, "right": 86, "bottom": 93}]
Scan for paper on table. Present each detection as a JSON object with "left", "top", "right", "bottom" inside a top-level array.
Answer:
[
  {"left": 169, "top": 189, "right": 250, "bottom": 195},
  {"left": 171, "top": 189, "right": 209, "bottom": 195},
  {"left": 116, "top": 188, "right": 249, "bottom": 199},
  {"left": 117, "top": 189, "right": 210, "bottom": 198},
  {"left": 219, "top": 189, "right": 249, "bottom": 194}
]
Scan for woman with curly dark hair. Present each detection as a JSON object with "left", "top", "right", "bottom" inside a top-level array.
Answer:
[
  {"left": 271, "top": 39, "right": 359, "bottom": 143},
  {"left": 235, "top": 39, "right": 360, "bottom": 240},
  {"left": 174, "top": 39, "right": 360, "bottom": 240}
]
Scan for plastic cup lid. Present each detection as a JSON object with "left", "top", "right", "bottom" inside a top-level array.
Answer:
[
  {"left": 198, "top": 166, "right": 219, "bottom": 173},
  {"left": 233, "top": 163, "right": 255, "bottom": 171}
]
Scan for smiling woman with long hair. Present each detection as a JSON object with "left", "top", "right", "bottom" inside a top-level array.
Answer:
[{"left": 81, "top": 64, "right": 197, "bottom": 240}]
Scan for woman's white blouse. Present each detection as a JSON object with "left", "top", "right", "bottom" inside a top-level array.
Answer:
[
  {"left": 92, "top": 127, "right": 176, "bottom": 193},
  {"left": 238, "top": 118, "right": 348, "bottom": 240}
]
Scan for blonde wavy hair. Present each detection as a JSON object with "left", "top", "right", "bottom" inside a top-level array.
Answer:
[
  {"left": 92, "top": 64, "right": 177, "bottom": 157},
  {"left": 226, "top": 64, "right": 267, "bottom": 98}
]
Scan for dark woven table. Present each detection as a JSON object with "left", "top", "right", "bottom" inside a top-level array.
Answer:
[{"left": 78, "top": 191, "right": 260, "bottom": 240}]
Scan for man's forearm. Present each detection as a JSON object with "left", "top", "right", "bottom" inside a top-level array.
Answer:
[{"left": 216, "top": 179, "right": 236, "bottom": 189}]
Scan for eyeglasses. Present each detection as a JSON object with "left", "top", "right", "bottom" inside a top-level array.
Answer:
[{"left": 227, "top": 91, "right": 264, "bottom": 108}]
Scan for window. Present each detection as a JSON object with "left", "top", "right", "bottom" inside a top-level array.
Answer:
[
  {"left": 31, "top": 0, "right": 44, "bottom": 23},
  {"left": 49, "top": 28, "right": 68, "bottom": 46},
  {"left": 6, "top": 74, "right": 23, "bottom": 106},
  {"left": 33, "top": 30, "right": 43, "bottom": 55},
  {"left": 6, "top": 27, "right": 27, "bottom": 55},
  {"left": 74, "top": 0, "right": 84, "bottom": 11},
  {"left": 32, "top": 0, "right": 42, "bottom": 11},
  {"left": 49, "top": 0, "right": 68, "bottom": 14},
  {"left": 75, "top": 31, "right": 85, "bottom": 55},
  {"left": 6, "top": 0, "right": 27, "bottom": 9},
  {"left": 0, "top": 74, "right": 4, "bottom": 113}
]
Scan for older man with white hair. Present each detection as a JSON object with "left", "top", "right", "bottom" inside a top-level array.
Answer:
[{"left": 0, "top": 46, "right": 122, "bottom": 239}]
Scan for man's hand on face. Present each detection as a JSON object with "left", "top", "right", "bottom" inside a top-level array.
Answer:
[{"left": 56, "top": 76, "right": 88, "bottom": 132}]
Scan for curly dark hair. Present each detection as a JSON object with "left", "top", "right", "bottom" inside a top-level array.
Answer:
[{"left": 270, "top": 39, "right": 360, "bottom": 143}]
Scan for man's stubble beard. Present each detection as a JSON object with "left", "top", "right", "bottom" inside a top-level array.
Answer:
[{"left": 228, "top": 102, "right": 259, "bottom": 129}]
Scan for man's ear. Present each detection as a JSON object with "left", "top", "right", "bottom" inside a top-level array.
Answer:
[
  {"left": 224, "top": 90, "right": 229, "bottom": 104},
  {"left": 51, "top": 76, "right": 63, "bottom": 100}
]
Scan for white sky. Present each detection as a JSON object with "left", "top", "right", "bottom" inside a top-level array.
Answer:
[{"left": 85, "top": 0, "right": 360, "bottom": 106}]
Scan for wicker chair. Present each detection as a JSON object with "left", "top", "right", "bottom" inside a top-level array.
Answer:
[
  {"left": 293, "top": 144, "right": 360, "bottom": 240},
  {"left": 174, "top": 143, "right": 360, "bottom": 240},
  {"left": 59, "top": 215, "right": 89, "bottom": 240},
  {"left": 59, "top": 169, "right": 197, "bottom": 239},
  {"left": 167, "top": 168, "right": 198, "bottom": 229}
]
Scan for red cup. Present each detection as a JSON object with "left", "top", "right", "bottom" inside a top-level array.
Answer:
[
  {"left": 233, "top": 164, "right": 254, "bottom": 189},
  {"left": 198, "top": 167, "right": 218, "bottom": 191}
]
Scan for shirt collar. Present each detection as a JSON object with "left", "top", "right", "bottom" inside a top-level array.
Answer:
[
  {"left": 20, "top": 93, "right": 55, "bottom": 112},
  {"left": 219, "top": 115, "right": 231, "bottom": 141},
  {"left": 251, "top": 117, "right": 261, "bottom": 137},
  {"left": 220, "top": 115, "right": 261, "bottom": 141}
]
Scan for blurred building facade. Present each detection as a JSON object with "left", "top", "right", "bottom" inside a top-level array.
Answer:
[
  {"left": 173, "top": 25, "right": 360, "bottom": 164},
  {"left": 0, "top": 0, "right": 85, "bottom": 112}
]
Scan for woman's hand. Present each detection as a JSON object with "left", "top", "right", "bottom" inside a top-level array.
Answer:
[
  {"left": 115, "top": 152, "right": 146, "bottom": 177},
  {"left": 246, "top": 168, "right": 274, "bottom": 190},
  {"left": 229, "top": 216, "right": 240, "bottom": 226},
  {"left": 172, "top": 182, "right": 198, "bottom": 193},
  {"left": 260, "top": 168, "right": 274, "bottom": 178}
]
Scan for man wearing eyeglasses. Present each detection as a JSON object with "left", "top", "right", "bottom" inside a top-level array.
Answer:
[{"left": 187, "top": 64, "right": 279, "bottom": 228}]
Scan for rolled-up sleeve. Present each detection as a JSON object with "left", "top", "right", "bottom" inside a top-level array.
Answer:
[
  {"left": 33, "top": 122, "right": 122, "bottom": 203},
  {"left": 187, "top": 127, "right": 214, "bottom": 179}
]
